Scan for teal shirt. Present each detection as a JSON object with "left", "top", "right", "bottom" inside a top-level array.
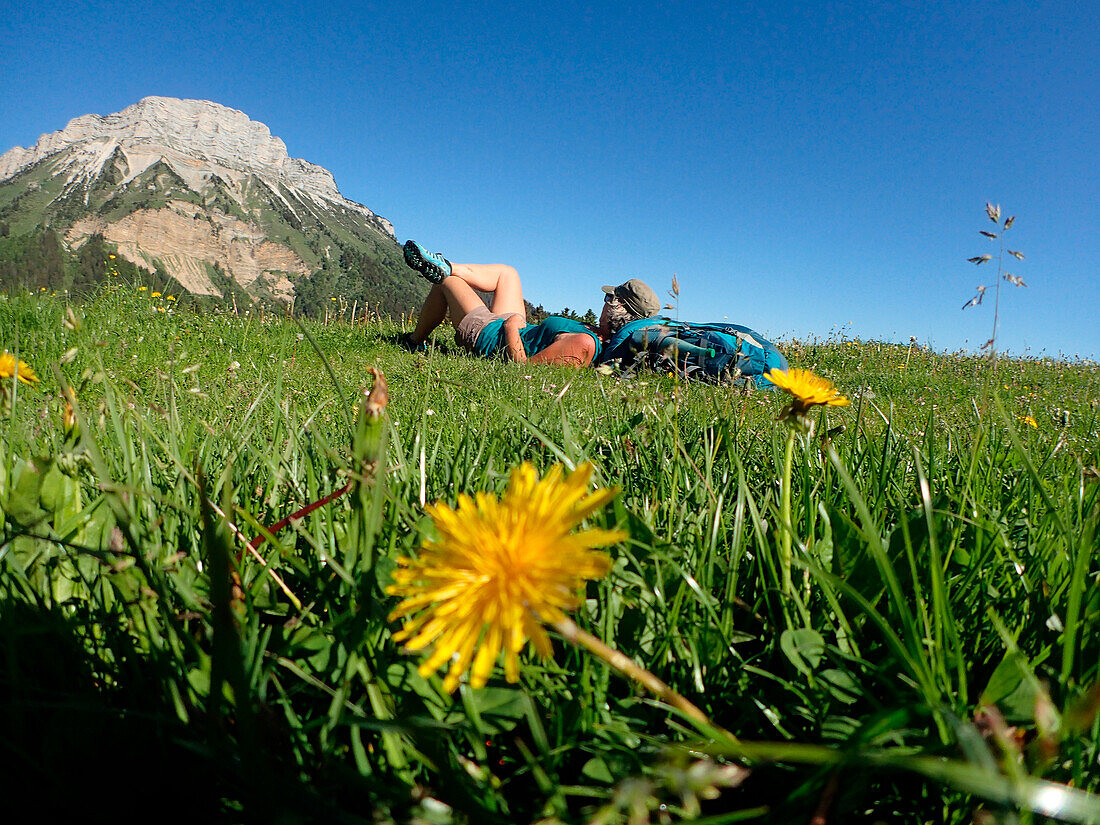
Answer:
[{"left": 474, "top": 315, "right": 602, "bottom": 364}]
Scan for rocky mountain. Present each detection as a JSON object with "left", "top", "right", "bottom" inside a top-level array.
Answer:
[{"left": 0, "top": 97, "right": 424, "bottom": 314}]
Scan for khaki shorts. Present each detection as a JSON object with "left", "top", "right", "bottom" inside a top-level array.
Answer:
[{"left": 455, "top": 305, "right": 519, "bottom": 352}]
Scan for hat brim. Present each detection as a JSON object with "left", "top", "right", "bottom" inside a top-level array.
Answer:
[{"left": 601, "top": 285, "right": 615, "bottom": 294}]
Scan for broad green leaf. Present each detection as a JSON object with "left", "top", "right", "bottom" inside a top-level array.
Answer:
[
  {"left": 468, "top": 686, "right": 528, "bottom": 724},
  {"left": 581, "top": 756, "right": 614, "bottom": 784},
  {"left": 7, "top": 457, "right": 47, "bottom": 525},
  {"left": 820, "top": 668, "right": 860, "bottom": 705},
  {"left": 41, "top": 463, "right": 84, "bottom": 538},
  {"left": 781, "top": 628, "right": 825, "bottom": 677},
  {"left": 981, "top": 652, "right": 1038, "bottom": 722}
]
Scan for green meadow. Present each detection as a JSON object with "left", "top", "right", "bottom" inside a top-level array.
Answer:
[{"left": 2, "top": 285, "right": 1099, "bottom": 824}]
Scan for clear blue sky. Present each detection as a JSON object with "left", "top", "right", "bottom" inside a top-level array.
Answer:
[{"left": 2, "top": 0, "right": 1097, "bottom": 358}]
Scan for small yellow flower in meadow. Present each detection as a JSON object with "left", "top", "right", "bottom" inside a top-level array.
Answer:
[
  {"left": 166, "top": 295, "right": 176, "bottom": 301},
  {"left": 109, "top": 254, "right": 116, "bottom": 259},
  {"left": 0, "top": 351, "right": 40, "bottom": 386},
  {"left": 764, "top": 367, "right": 849, "bottom": 420},
  {"left": 139, "top": 286, "right": 147, "bottom": 292},
  {"left": 152, "top": 291, "right": 162, "bottom": 298},
  {"left": 387, "top": 462, "right": 624, "bottom": 693},
  {"left": 1021, "top": 415, "right": 1038, "bottom": 429}
]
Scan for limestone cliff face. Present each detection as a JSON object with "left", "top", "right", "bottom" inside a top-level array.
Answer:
[
  {"left": 66, "top": 201, "right": 305, "bottom": 297},
  {"left": 0, "top": 97, "right": 398, "bottom": 300}
]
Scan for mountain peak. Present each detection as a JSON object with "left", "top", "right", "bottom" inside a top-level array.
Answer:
[{"left": 0, "top": 97, "right": 381, "bottom": 224}]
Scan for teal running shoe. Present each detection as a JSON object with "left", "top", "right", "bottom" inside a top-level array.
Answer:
[{"left": 403, "top": 240, "right": 451, "bottom": 283}]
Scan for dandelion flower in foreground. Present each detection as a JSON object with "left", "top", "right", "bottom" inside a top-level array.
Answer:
[
  {"left": 0, "top": 351, "right": 40, "bottom": 386},
  {"left": 764, "top": 367, "right": 849, "bottom": 420},
  {"left": 387, "top": 462, "right": 624, "bottom": 693}
]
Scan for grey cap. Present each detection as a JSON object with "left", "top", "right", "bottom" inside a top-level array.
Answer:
[{"left": 602, "top": 278, "right": 660, "bottom": 319}]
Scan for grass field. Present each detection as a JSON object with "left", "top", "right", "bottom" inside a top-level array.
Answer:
[{"left": 2, "top": 285, "right": 1099, "bottom": 824}]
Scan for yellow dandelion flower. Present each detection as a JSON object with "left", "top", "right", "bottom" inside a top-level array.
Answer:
[
  {"left": 387, "top": 462, "right": 624, "bottom": 693},
  {"left": 1021, "top": 415, "right": 1038, "bottom": 429},
  {"left": 151, "top": 291, "right": 162, "bottom": 298},
  {"left": 764, "top": 367, "right": 849, "bottom": 420},
  {"left": 139, "top": 286, "right": 147, "bottom": 291},
  {"left": 0, "top": 351, "right": 40, "bottom": 386},
  {"left": 166, "top": 295, "right": 176, "bottom": 301}
]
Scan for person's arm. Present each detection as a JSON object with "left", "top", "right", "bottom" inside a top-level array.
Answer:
[
  {"left": 528, "top": 333, "right": 598, "bottom": 368},
  {"left": 502, "top": 314, "right": 527, "bottom": 363}
]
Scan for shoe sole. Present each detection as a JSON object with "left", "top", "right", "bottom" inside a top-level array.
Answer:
[{"left": 403, "top": 241, "right": 448, "bottom": 284}]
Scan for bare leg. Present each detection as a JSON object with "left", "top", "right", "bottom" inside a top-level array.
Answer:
[
  {"left": 410, "top": 284, "right": 448, "bottom": 342},
  {"left": 527, "top": 332, "right": 598, "bottom": 368},
  {"left": 408, "top": 277, "right": 494, "bottom": 343},
  {"left": 448, "top": 263, "right": 526, "bottom": 321}
]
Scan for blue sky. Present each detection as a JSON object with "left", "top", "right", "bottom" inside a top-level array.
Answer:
[{"left": 2, "top": 0, "right": 1097, "bottom": 358}]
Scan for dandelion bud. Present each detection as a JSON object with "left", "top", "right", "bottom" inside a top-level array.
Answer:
[
  {"left": 62, "top": 388, "right": 80, "bottom": 440},
  {"left": 353, "top": 367, "right": 389, "bottom": 468},
  {"left": 63, "top": 402, "right": 78, "bottom": 437}
]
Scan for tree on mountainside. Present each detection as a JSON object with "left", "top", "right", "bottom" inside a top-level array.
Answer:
[
  {"left": 74, "top": 235, "right": 155, "bottom": 296},
  {"left": 0, "top": 230, "right": 67, "bottom": 292}
]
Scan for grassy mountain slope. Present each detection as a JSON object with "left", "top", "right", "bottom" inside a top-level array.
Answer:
[{"left": 0, "top": 147, "right": 427, "bottom": 317}]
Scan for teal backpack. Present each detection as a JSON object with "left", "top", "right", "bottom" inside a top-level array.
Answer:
[{"left": 598, "top": 317, "right": 787, "bottom": 388}]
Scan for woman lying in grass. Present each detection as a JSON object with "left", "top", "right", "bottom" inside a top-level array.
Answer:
[{"left": 399, "top": 239, "right": 660, "bottom": 367}]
